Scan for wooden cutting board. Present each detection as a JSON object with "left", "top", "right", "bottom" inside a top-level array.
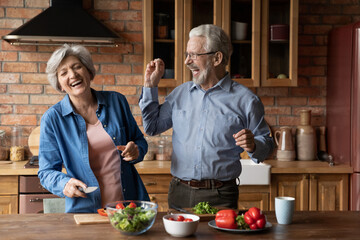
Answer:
[
  {"left": 28, "top": 126, "right": 40, "bottom": 156},
  {"left": 74, "top": 214, "right": 109, "bottom": 225}
]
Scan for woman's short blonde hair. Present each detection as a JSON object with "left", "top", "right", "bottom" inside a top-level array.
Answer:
[{"left": 46, "top": 44, "right": 96, "bottom": 92}]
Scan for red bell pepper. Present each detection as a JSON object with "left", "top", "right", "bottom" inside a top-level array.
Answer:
[
  {"left": 243, "top": 207, "right": 266, "bottom": 229},
  {"left": 215, "top": 209, "right": 238, "bottom": 229},
  {"left": 97, "top": 208, "right": 107, "bottom": 217}
]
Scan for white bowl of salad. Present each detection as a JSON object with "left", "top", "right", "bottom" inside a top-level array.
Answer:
[{"left": 105, "top": 200, "right": 158, "bottom": 235}]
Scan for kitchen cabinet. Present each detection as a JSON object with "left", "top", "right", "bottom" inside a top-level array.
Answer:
[
  {"left": 260, "top": 0, "right": 298, "bottom": 86},
  {"left": 0, "top": 176, "right": 18, "bottom": 214},
  {"left": 143, "top": 0, "right": 222, "bottom": 87},
  {"left": 238, "top": 185, "right": 270, "bottom": 210},
  {"left": 141, "top": 174, "right": 172, "bottom": 212},
  {"left": 308, "top": 174, "right": 349, "bottom": 211},
  {"left": 270, "top": 173, "right": 349, "bottom": 211},
  {"left": 143, "top": 0, "right": 298, "bottom": 87},
  {"left": 0, "top": 161, "right": 351, "bottom": 214}
]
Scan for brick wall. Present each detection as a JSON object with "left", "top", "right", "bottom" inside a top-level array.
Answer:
[{"left": 0, "top": 0, "right": 359, "bottom": 158}]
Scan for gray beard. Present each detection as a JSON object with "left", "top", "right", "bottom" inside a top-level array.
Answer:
[{"left": 192, "top": 61, "right": 212, "bottom": 85}]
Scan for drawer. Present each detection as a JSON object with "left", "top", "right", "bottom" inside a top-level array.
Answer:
[
  {"left": 140, "top": 175, "right": 172, "bottom": 193},
  {"left": 19, "top": 175, "right": 49, "bottom": 193},
  {"left": 19, "top": 194, "right": 59, "bottom": 214},
  {"left": 149, "top": 193, "right": 168, "bottom": 212},
  {"left": 0, "top": 176, "right": 18, "bottom": 194}
]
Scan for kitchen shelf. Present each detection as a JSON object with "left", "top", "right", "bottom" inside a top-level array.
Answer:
[{"left": 143, "top": 0, "right": 298, "bottom": 88}]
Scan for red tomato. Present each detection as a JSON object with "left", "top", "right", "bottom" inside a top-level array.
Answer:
[
  {"left": 184, "top": 218, "right": 193, "bottom": 222},
  {"left": 128, "top": 202, "right": 137, "bottom": 208},
  {"left": 115, "top": 203, "right": 125, "bottom": 209},
  {"left": 97, "top": 208, "right": 107, "bottom": 217},
  {"left": 177, "top": 215, "right": 185, "bottom": 221},
  {"left": 168, "top": 217, "right": 175, "bottom": 221}
]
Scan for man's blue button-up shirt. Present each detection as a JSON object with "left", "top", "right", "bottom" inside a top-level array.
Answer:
[{"left": 139, "top": 74, "right": 274, "bottom": 181}]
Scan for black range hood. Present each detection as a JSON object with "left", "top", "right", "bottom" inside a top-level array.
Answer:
[{"left": 2, "top": 0, "right": 120, "bottom": 47}]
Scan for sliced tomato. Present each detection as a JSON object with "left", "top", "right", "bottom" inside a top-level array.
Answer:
[
  {"left": 184, "top": 218, "right": 193, "bottom": 222},
  {"left": 128, "top": 202, "right": 137, "bottom": 208},
  {"left": 97, "top": 208, "right": 107, "bottom": 217},
  {"left": 116, "top": 203, "right": 125, "bottom": 209}
]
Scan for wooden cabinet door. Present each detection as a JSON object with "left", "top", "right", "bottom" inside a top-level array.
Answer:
[
  {"left": 260, "top": 0, "right": 298, "bottom": 86},
  {"left": 309, "top": 174, "right": 349, "bottom": 211},
  {"left": 238, "top": 192, "right": 269, "bottom": 211},
  {"left": 0, "top": 176, "right": 19, "bottom": 214},
  {"left": 0, "top": 176, "right": 18, "bottom": 195},
  {"left": 141, "top": 174, "right": 172, "bottom": 194},
  {"left": 222, "top": 0, "right": 261, "bottom": 87},
  {"left": 149, "top": 193, "right": 168, "bottom": 212},
  {"left": 0, "top": 196, "right": 18, "bottom": 214},
  {"left": 271, "top": 174, "right": 309, "bottom": 211}
]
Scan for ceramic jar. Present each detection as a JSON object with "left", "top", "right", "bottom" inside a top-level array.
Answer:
[
  {"left": 275, "top": 127, "right": 295, "bottom": 161},
  {"left": 296, "top": 110, "right": 316, "bottom": 160}
]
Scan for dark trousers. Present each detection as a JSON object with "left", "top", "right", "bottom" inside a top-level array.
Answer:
[{"left": 168, "top": 177, "right": 239, "bottom": 209}]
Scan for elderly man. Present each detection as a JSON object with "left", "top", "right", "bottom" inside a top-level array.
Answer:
[{"left": 139, "top": 24, "right": 274, "bottom": 209}]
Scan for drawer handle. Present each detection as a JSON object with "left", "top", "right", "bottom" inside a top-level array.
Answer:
[
  {"left": 144, "top": 182, "right": 157, "bottom": 186},
  {"left": 150, "top": 196, "right": 156, "bottom": 201},
  {"left": 30, "top": 198, "right": 43, "bottom": 203}
]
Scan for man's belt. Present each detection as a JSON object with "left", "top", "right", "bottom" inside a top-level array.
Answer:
[{"left": 178, "top": 178, "right": 236, "bottom": 189}]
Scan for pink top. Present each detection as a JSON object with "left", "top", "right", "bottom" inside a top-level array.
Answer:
[{"left": 86, "top": 120, "right": 124, "bottom": 207}]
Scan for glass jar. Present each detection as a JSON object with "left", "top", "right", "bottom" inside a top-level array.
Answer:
[
  {"left": 156, "top": 136, "right": 172, "bottom": 161},
  {"left": 10, "top": 126, "right": 25, "bottom": 161},
  {"left": 0, "top": 130, "right": 8, "bottom": 160},
  {"left": 143, "top": 136, "right": 155, "bottom": 161}
]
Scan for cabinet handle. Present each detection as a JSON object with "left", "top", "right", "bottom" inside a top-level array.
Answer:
[
  {"left": 311, "top": 175, "right": 317, "bottom": 180},
  {"left": 150, "top": 196, "right": 156, "bottom": 201},
  {"left": 144, "top": 182, "right": 157, "bottom": 186},
  {"left": 30, "top": 198, "right": 43, "bottom": 202}
]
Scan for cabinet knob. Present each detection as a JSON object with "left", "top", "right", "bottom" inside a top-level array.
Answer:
[{"left": 150, "top": 196, "right": 156, "bottom": 201}]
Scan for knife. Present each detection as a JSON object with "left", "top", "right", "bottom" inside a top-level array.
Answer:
[
  {"left": 169, "top": 203, "right": 192, "bottom": 214},
  {"left": 78, "top": 186, "right": 98, "bottom": 194}
]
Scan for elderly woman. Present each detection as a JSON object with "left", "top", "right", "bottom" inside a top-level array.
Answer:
[{"left": 38, "top": 44, "right": 149, "bottom": 213}]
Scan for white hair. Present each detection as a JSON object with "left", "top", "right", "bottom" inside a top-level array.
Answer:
[
  {"left": 189, "top": 24, "right": 232, "bottom": 66},
  {"left": 46, "top": 44, "right": 96, "bottom": 92}
]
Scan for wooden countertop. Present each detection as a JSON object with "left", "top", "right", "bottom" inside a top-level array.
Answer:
[
  {"left": 0, "top": 159, "right": 353, "bottom": 176},
  {"left": 135, "top": 159, "right": 353, "bottom": 174},
  {"left": 0, "top": 211, "right": 359, "bottom": 239}
]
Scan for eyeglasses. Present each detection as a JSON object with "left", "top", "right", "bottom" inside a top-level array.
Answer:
[{"left": 185, "top": 51, "right": 216, "bottom": 60}]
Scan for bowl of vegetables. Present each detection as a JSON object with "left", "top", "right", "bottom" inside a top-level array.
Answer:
[
  {"left": 105, "top": 200, "right": 158, "bottom": 235},
  {"left": 163, "top": 214, "right": 200, "bottom": 237}
]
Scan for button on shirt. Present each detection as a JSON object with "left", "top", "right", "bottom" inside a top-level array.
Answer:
[
  {"left": 38, "top": 89, "right": 149, "bottom": 213},
  {"left": 139, "top": 74, "right": 274, "bottom": 181}
]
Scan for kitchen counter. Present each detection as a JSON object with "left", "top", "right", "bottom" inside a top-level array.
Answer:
[
  {"left": 0, "top": 159, "right": 353, "bottom": 176},
  {"left": 0, "top": 211, "right": 359, "bottom": 239},
  {"left": 135, "top": 159, "right": 354, "bottom": 174}
]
